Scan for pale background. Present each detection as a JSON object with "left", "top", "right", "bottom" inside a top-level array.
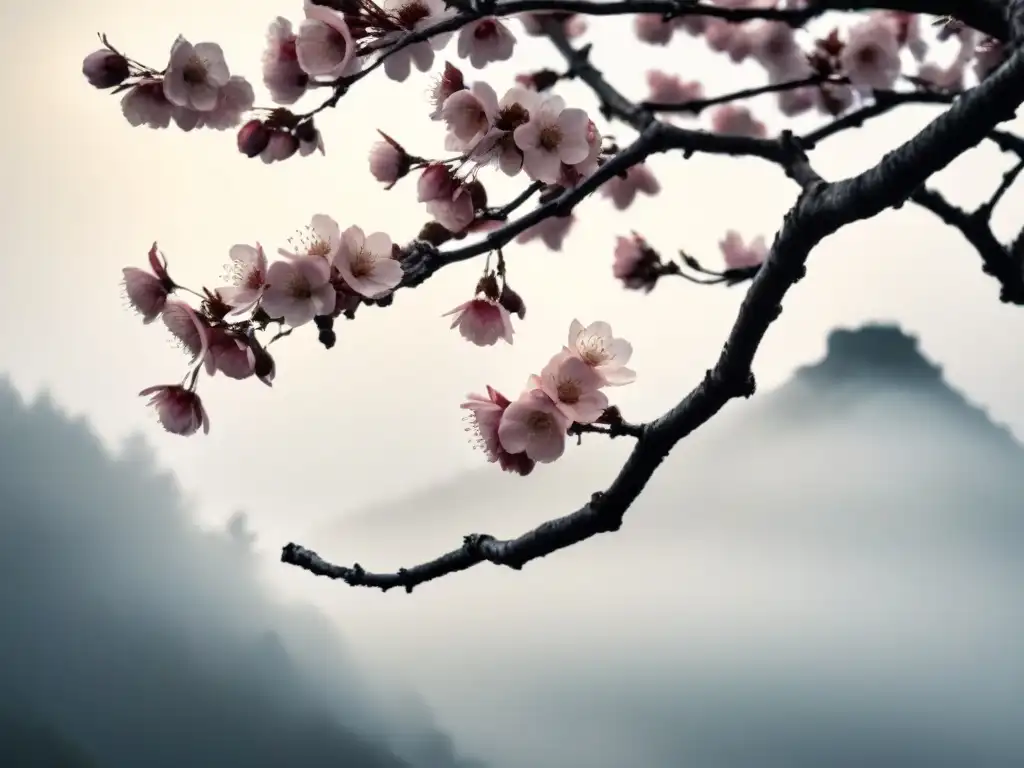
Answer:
[{"left": 2, "top": 2, "right": 1024, "bottom": 764}]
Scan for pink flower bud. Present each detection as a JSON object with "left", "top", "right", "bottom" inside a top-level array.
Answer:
[
  {"left": 237, "top": 119, "right": 271, "bottom": 158},
  {"left": 82, "top": 49, "right": 130, "bottom": 88},
  {"left": 368, "top": 131, "right": 411, "bottom": 188}
]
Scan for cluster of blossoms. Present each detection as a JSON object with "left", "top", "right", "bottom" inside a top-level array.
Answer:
[
  {"left": 83, "top": 35, "right": 255, "bottom": 132},
  {"left": 462, "top": 320, "right": 635, "bottom": 475},
  {"left": 91, "top": 4, "right": 1009, "bottom": 458},
  {"left": 121, "top": 215, "right": 405, "bottom": 435},
  {"left": 637, "top": 8, "right": 1000, "bottom": 136}
]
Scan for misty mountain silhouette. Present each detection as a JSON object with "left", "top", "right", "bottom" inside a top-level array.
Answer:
[{"left": 0, "top": 380, "right": 484, "bottom": 768}]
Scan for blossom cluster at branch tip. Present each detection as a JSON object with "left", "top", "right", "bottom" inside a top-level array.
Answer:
[
  {"left": 462, "top": 320, "right": 635, "bottom": 476},
  {"left": 121, "top": 215, "right": 405, "bottom": 435}
]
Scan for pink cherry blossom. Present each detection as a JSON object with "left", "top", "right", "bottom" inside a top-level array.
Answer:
[
  {"left": 262, "top": 17, "right": 308, "bottom": 104},
  {"left": 748, "top": 21, "right": 802, "bottom": 77},
  {"left": 497, "top": 389, "right": 569, "bottom": 463},
  {"left": 260, "top": 131, "right": 300, "bottom": 164},
  {"left": 720, "top": 230, "right": 768, "bottom": 270},
  {"left": 333, "top": 226, "right": 404, "bottom": 298},
  {"left": 162, "top": 299, "right": 210, "bottom": 367},
  {"left": 557, "top": 119, "right": 601, "bottom": 186},
  {"left": 207, "top": 327, "right": 254, "bottom": 380},
  {"left": 634, "top": 14, "right": 674, "bottom": 45},
  {"left": 162, "top": 36, "right": 230, "bottom": 112},
  {"left": 534, "top": 349, "right": 608, "bottom": 424},
  {"left": 217, "top": 243, "right": 267, "bottom": 313},
  {"left": 457, "top": 17, "right": 516, "bottom": 69},
  {"left": 443, "top": 297, "right": 514, "bottom": 346},
  {"left": 840, "top": 15, "right": 901, "bottom": 91},
  {"left": 472, "top": 86, "right": 539, "bottom": 175},
  {"left": 425, "top": 182, "right": 476, "bottom": 233},
  {"left": 710, "top": 105, "right": 767, "bottom": 138},
  {"left": 172, "top": 76, "right": 254, "bottom": 132},
  {"left": 566, "top": 319, "right": 636, "bottom": 386},
  {"left": 428, "top": 61, "right": 466, "bottom": 120},
  {"left": 777, "top": 84, "right": 817, "bottom": 117},
  {"left": 261, "top": 254, "right": 336, "bottom": 327},
  {"left": 613, "top": 234, "right": 646, "bottom": 283},
  {"left": 703, "top": 20, "right": 745, "bottom": 56},
  {"left": 646, "top": 70, "right": 704, "bottom": 104},
  {"left": 517, "top": 13, "right": 587, "bottom": 38},
  {"left": 600, "top": 164, "right": 661, "bottom": 210},
  {"left": 461, "top": 386, "right": 535, "bottom": 475},
  {"left": 121, "top": 79, "right": 173, "bottom": 129},
  {"left": 139, "top": 384, "right": 210, "bottom": 436},
  {"left": 441, "top": 81, "right": 498, "bottom": 150},
  {"left": 296, "top": 1, "right": 359, "bottom": 79},
  {"left": 281, "top": 214, "right": 343, "bottom": 263},
  {"left": 418, "top": 163, "right": 459, "bottom": 202},
  {"left": 122, "top": 243, "right": 174, "bottom": 323},
  {"left": 381, "top": 0, "right": 452, "bottom": 83},
  {"left": 675, "top": 15, "right": 708, "bottom": 37},
  {"left": 369, "top": 131, "right": 410, "bottom": 187},
  {"left": 515, "top": 215, "right": 575, "bottom": 251},
  {"left": 513, "top": 95, "right": 591, "bottom": 184}
]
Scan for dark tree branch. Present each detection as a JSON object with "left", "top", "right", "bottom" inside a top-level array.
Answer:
[
  {"left": 975, "top": 157, "right": 1024, "bottom": 219},
  {"left": 643, "top": 75, "right": 842, "bottom": 115},
  {"left": 800, "top": 89, "right": 958, "bottom": 150},
  {"left": 911, "top": 186, "right": 1024, "bottom": 303},
  {"left": 282, "top": 21, "right": 1024, "bottom": 591}
]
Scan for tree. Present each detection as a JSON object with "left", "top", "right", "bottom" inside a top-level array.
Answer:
[{"left": 87, "top": 0, "right": 1024, "bottom": 593}]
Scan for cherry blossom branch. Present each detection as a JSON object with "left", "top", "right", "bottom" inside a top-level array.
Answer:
[
  {"left": 799, "top": 88, "right": 958, "bottom": 149},
  {"left": 642, "top": 74, "right": 843, "bottom": 114},
  {"left": 911, "top": 186, "right": 1024, "bottom": 303},
  {"left": 398, "top": 122, "right": 793, "bottom": 289},
  {"left": 282, "top": 9, "right": 1024, "bottom": 592},
  {"left": 479, "top": 181, "right": 546, "bottom": 222}
]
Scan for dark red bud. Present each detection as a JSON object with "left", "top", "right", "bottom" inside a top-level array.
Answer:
[
  {"left": 465, "top": 180, "right": 488, "bottom": 211},
  {"left": 237, "top": 120, "right": 271, "bottom": 158},
  {"left": 498, "top": 284, "right": 526, "bottom": 319},
  {"left": 476, "top": 273, "right": 500, "bottom": 301},
  {"left": 418, "top": 221, "right": 452, "bottom": 246}
]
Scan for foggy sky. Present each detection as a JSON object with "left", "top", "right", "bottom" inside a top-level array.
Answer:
[{"left": 0, "top": 377, "right": 483, "bottom": 768}]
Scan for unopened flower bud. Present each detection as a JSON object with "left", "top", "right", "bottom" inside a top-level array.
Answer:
[
  {"left": 82, "top": 49, "right": 130, "bottom": 89},
  {"left": 476, "top": 272, "right": 500, "bottom": 301},
  {"left": 418, "top": 221, "right": 452, "bottom": 246},
  {"left": 516, "top": 68, "right": 560, "bottom": 92},
  {"left": 265, "top": 108, "right": 300, "bottom": 130},
  {"left": 295, "top": 119, "right": 318, "bottom": 143},
  {"left": 465, "top": 180, "right": 488, "bottom": 211},
  {"left": 498, "top": 283, "right": 526, "bottom": 319},
  {"left": 369, "top": 130, "right": 412, "bottom": 188},
  {"left": 237, "top": 119, "right": 271, "bottom": 158},
  {"left": 246, "top": 343, "right": 276, "bottom": 387}
]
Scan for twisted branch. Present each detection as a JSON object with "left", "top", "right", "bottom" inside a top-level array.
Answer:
[{"left": 282, "top": 6, "right": 1024, "bottom": 591}]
